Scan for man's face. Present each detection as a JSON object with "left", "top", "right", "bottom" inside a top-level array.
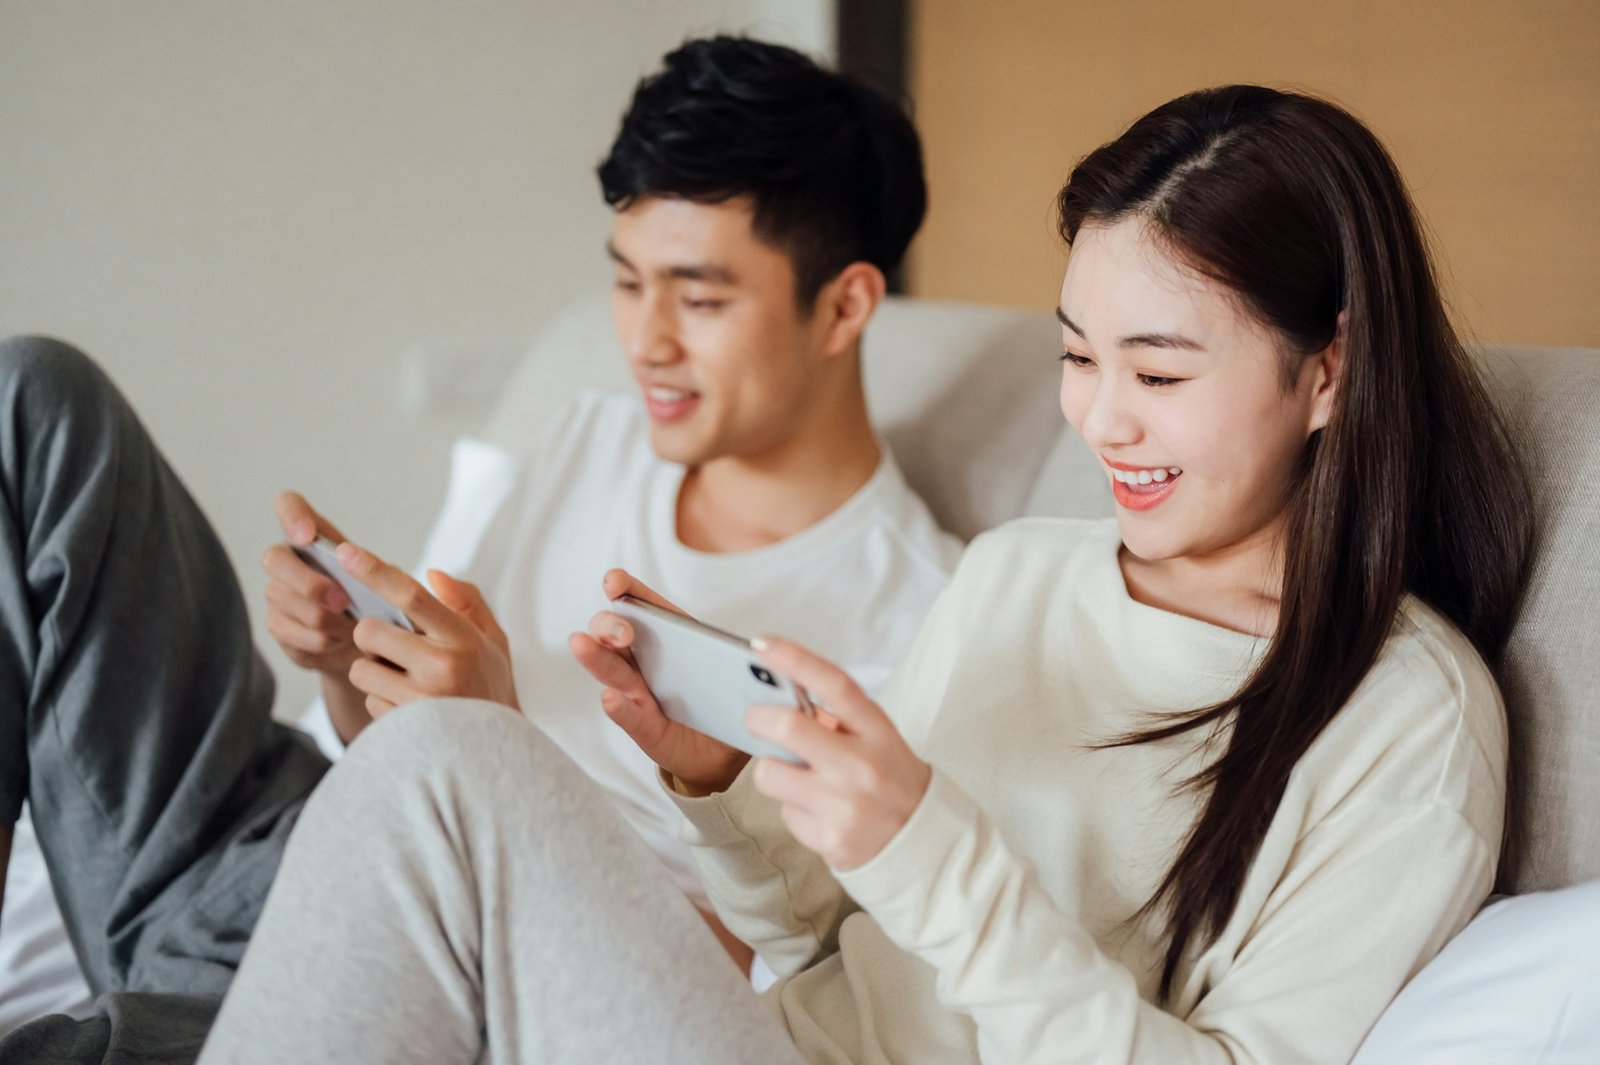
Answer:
[{"left": 608, "top": 196, "right": 832, "bottom": 468}]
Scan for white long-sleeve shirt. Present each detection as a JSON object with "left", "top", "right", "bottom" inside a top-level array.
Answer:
[{"left": 671, "top": 517, "right": 1506, "bottom": 1064}]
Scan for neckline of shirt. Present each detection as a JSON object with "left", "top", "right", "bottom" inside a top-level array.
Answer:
[
  {"left": 652, "top": 444, "right": 907, "bottom": 575},
  {"left": 1073, "top": 519, "right": 1269, "bottom": 682}
]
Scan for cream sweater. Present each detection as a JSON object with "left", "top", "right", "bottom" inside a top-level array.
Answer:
[{"left": 670, "top": 518, "right": 1506, "bottom": 1064}]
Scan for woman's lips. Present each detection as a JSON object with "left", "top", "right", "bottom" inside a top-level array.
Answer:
[{"left": 1110, "top": 470, "right": 1181, "bottom": 511}]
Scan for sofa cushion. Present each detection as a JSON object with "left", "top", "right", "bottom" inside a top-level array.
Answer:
[{"left": 1478, "top": 346, "right": 1600, "bottom": 893}]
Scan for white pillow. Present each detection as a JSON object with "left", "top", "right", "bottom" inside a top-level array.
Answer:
[{"left": 1353, "top": 879, "right": 1600, "bottom": 1064}]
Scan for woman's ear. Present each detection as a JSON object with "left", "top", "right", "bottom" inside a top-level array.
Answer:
[
  {"left": 817, "top": 262, "right": 887, "bottom": 359},
  {"left": 1306, "top": 310, "right": 1348, "bottom": 434}
]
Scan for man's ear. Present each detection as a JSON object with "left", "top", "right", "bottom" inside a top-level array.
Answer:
[
  {"left": 816, "top": 262, "right": 887, "bottom": 359},
  {"left": 1306, "top": 310, "right": 1348, "bottom": 434}
]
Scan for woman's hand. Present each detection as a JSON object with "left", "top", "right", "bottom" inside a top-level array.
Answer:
[
  {"left": 331, "top": 542, "right": 520, "bottom": 717},
  {"left": 568, "top": 569, "right": 750, "bottom": 796},
  {"left": 743, "top": 637, "right": 931, "bottom": 871}
]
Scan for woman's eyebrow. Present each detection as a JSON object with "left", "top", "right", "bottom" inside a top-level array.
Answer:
[
  {"left": 1120, "top": 331, "right": 1206, "bottom": 351},
  {"left": 1056, "top": 307, "right": 1204, "bottom": 351}
]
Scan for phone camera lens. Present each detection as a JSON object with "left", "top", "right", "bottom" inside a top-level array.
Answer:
[{"left": 749, "top": 664, "right": 777, "bottom": 687}]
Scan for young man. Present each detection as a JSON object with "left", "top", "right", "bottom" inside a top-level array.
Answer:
[{"left": 0, "top": 35, "right": 957, "bottom": 1062}]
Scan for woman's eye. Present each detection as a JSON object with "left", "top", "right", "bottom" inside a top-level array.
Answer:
[
  {"left": 1059, "top": 351, "right": 1094, "bottom": 368},
  {"left": 1137, "top": 374, "right": 1184, "bottom": 387}
]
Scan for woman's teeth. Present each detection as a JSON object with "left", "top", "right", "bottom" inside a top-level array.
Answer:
[
  {"left": 648, "top": 386, "right": 693, "bottom": 402},
  {"left": 1111, "top": 467, "right": 1182, "bottom": 485}
]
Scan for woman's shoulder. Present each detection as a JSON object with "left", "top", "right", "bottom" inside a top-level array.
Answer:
[
  {"left": 1297, "top": 596, "right": 1507, "bottom": 831},
  {"left": 1385, "top": 597, "right": 1503, "bottom": 715}
]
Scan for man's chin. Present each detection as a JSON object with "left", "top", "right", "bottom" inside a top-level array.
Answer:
[{"left": 645, "top": 423, "right": 709, "bottom": 467}]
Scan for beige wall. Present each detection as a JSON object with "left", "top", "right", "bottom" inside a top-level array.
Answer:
[
  {"left": 0, "top": 0, "right": 832, "bottom": 719},
  {"left": 908, "top": 0, "right": 1600, "bottom": 347}
]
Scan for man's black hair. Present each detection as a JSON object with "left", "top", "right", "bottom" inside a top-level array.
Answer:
[{"left": 598, "top": 36, "right": 927, "bottom": 307}]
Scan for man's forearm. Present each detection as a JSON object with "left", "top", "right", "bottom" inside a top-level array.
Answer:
[{"left": 322, "top": 673, "right": 372, "bottom": 747}]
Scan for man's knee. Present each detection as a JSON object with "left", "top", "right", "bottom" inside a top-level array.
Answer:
[
  {"left": 339, "top": 698, "right": 573, "bottom": 796},
  {"left": 0, "top": 335, "right": 122, "bottom": 421}
]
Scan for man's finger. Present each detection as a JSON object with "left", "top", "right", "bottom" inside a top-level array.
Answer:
[
  {"left": 569, "top": 632, "right": 654, "bottom": 703},
  {"left": 261, "top": 544, "right": 349, "bottom": 610},
  {"left": 267, "top": 612, "right": 348, "bottom": 660},
  {"left": 351, "top": 617, "right": 427, "bottom": 669},
  {"left": 347, "top": 656, "right": 415, "bottom": 706},
  {"left": 753, "top": 637, "right": 883, "bottom": 735},
  {"left": 265, "top": 578, "right": 352, "bottom": 632},
  {"left": 601, "top": 569, "right": 691, "bottom": 618},
  {"left": 274, "top": 490, "right": 347, "bottom": 546},
  {"left": 335, "top": 542, "right": 457, "bottom": 635},
  {"left": 586, "top": 610, "right": 635, "bottom": 650},
  {"left": 427, "top": 571, "right": 507, "bottom": 646}
]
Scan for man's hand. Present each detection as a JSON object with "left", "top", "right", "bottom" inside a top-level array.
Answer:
[
  {"left": 331, "top": 542, "right": 519, "bottom": 718},
  {"left": 261, "top": 491, "right": 361, "bottom": 678},
  {"left": 569, "top": 569, "right": 750, "bottom": 796},
  {"left": 743, "top": 637, "right": 931, "bottom": 871}
]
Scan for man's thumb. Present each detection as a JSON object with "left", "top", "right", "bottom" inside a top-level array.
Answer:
[{"left": 427, "top": 571, "right": 498, "bottom": 633}]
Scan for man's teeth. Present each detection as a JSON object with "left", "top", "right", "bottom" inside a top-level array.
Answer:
[
  {"left": 1111, "top": 467, "right": 1182, "bottom": 485},
  {"left": 648, "top": 386, "right": 693, "bottom": 402}
]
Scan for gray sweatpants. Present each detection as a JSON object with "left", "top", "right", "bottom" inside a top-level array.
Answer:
[
  {"left": 199, "top": 699, "right": 805, "bottom": 1065},
  {"left": 0, "top": 337, "right": 328, "bottom": 1062}
]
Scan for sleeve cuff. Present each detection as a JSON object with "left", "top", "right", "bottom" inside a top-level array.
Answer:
[
  {"left": 833, "top": 767, "right": 977, "bottom": 913},
  {"left": 659, "top": 762, "right": 770, "bottom": 848}
]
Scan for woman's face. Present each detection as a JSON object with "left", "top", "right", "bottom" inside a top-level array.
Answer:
[{"left": 1057, "top": 218, "right": 1338, "bottom": 570}]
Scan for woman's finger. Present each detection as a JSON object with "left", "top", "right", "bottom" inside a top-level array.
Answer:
[
  {"left": 750, "top": 755, "right": 823, "bottom": 813},
  {"left": 753, "top": 637, "right": 885, "bottom": 736},
  {"left": 745, "top": 703, "right": 854, "bottom": 770}
]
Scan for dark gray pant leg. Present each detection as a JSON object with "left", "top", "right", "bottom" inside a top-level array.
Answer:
[{"left": 0, "top": 337, "right": 328, "bottom": 1060}]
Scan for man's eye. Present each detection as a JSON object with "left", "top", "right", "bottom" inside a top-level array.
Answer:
[
  {"left": 613, "top": 278, "right": 641, "bottom": 294},
  {"left": 1059, "top": 351, "right": 1094, "bottom": 368},
  {"left": 683, "top": 298, "right": 727, "bottom": 313}
]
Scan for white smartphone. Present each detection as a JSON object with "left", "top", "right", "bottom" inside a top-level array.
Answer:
[
  {"left": 290, "top": 536, "right": 415, "bottom": 633},
  {"left": 610, "top": 595, "right": 814, "bottom": 764}
]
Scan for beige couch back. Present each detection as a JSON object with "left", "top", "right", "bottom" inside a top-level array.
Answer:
[{"left": 491, "top": 292, "right": 1598, "bottom": 895}]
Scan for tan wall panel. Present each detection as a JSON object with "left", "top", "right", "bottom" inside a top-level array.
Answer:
[{"left": 909, "top": 0, "right": 1600, "bottom": 346}]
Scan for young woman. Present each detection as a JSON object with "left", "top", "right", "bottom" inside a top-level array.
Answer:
[{"left": 199, "top": 86, "right": 1531, "bottom": 1065}]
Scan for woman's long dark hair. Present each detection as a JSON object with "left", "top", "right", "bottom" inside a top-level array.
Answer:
[{"left": 1057, "top": 86, "right": 1533, "bottom": 1001}]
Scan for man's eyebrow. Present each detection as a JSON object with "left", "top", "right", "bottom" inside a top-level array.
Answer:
[
  {"left": 1055, "top": 307, "right": 1205, "bottom": 351},
  {"left": 662, "top": 262, "right": 737, "bottom": 284},
  {"left": 604, "top": 242, "right": 737, "bottom": 284}
]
